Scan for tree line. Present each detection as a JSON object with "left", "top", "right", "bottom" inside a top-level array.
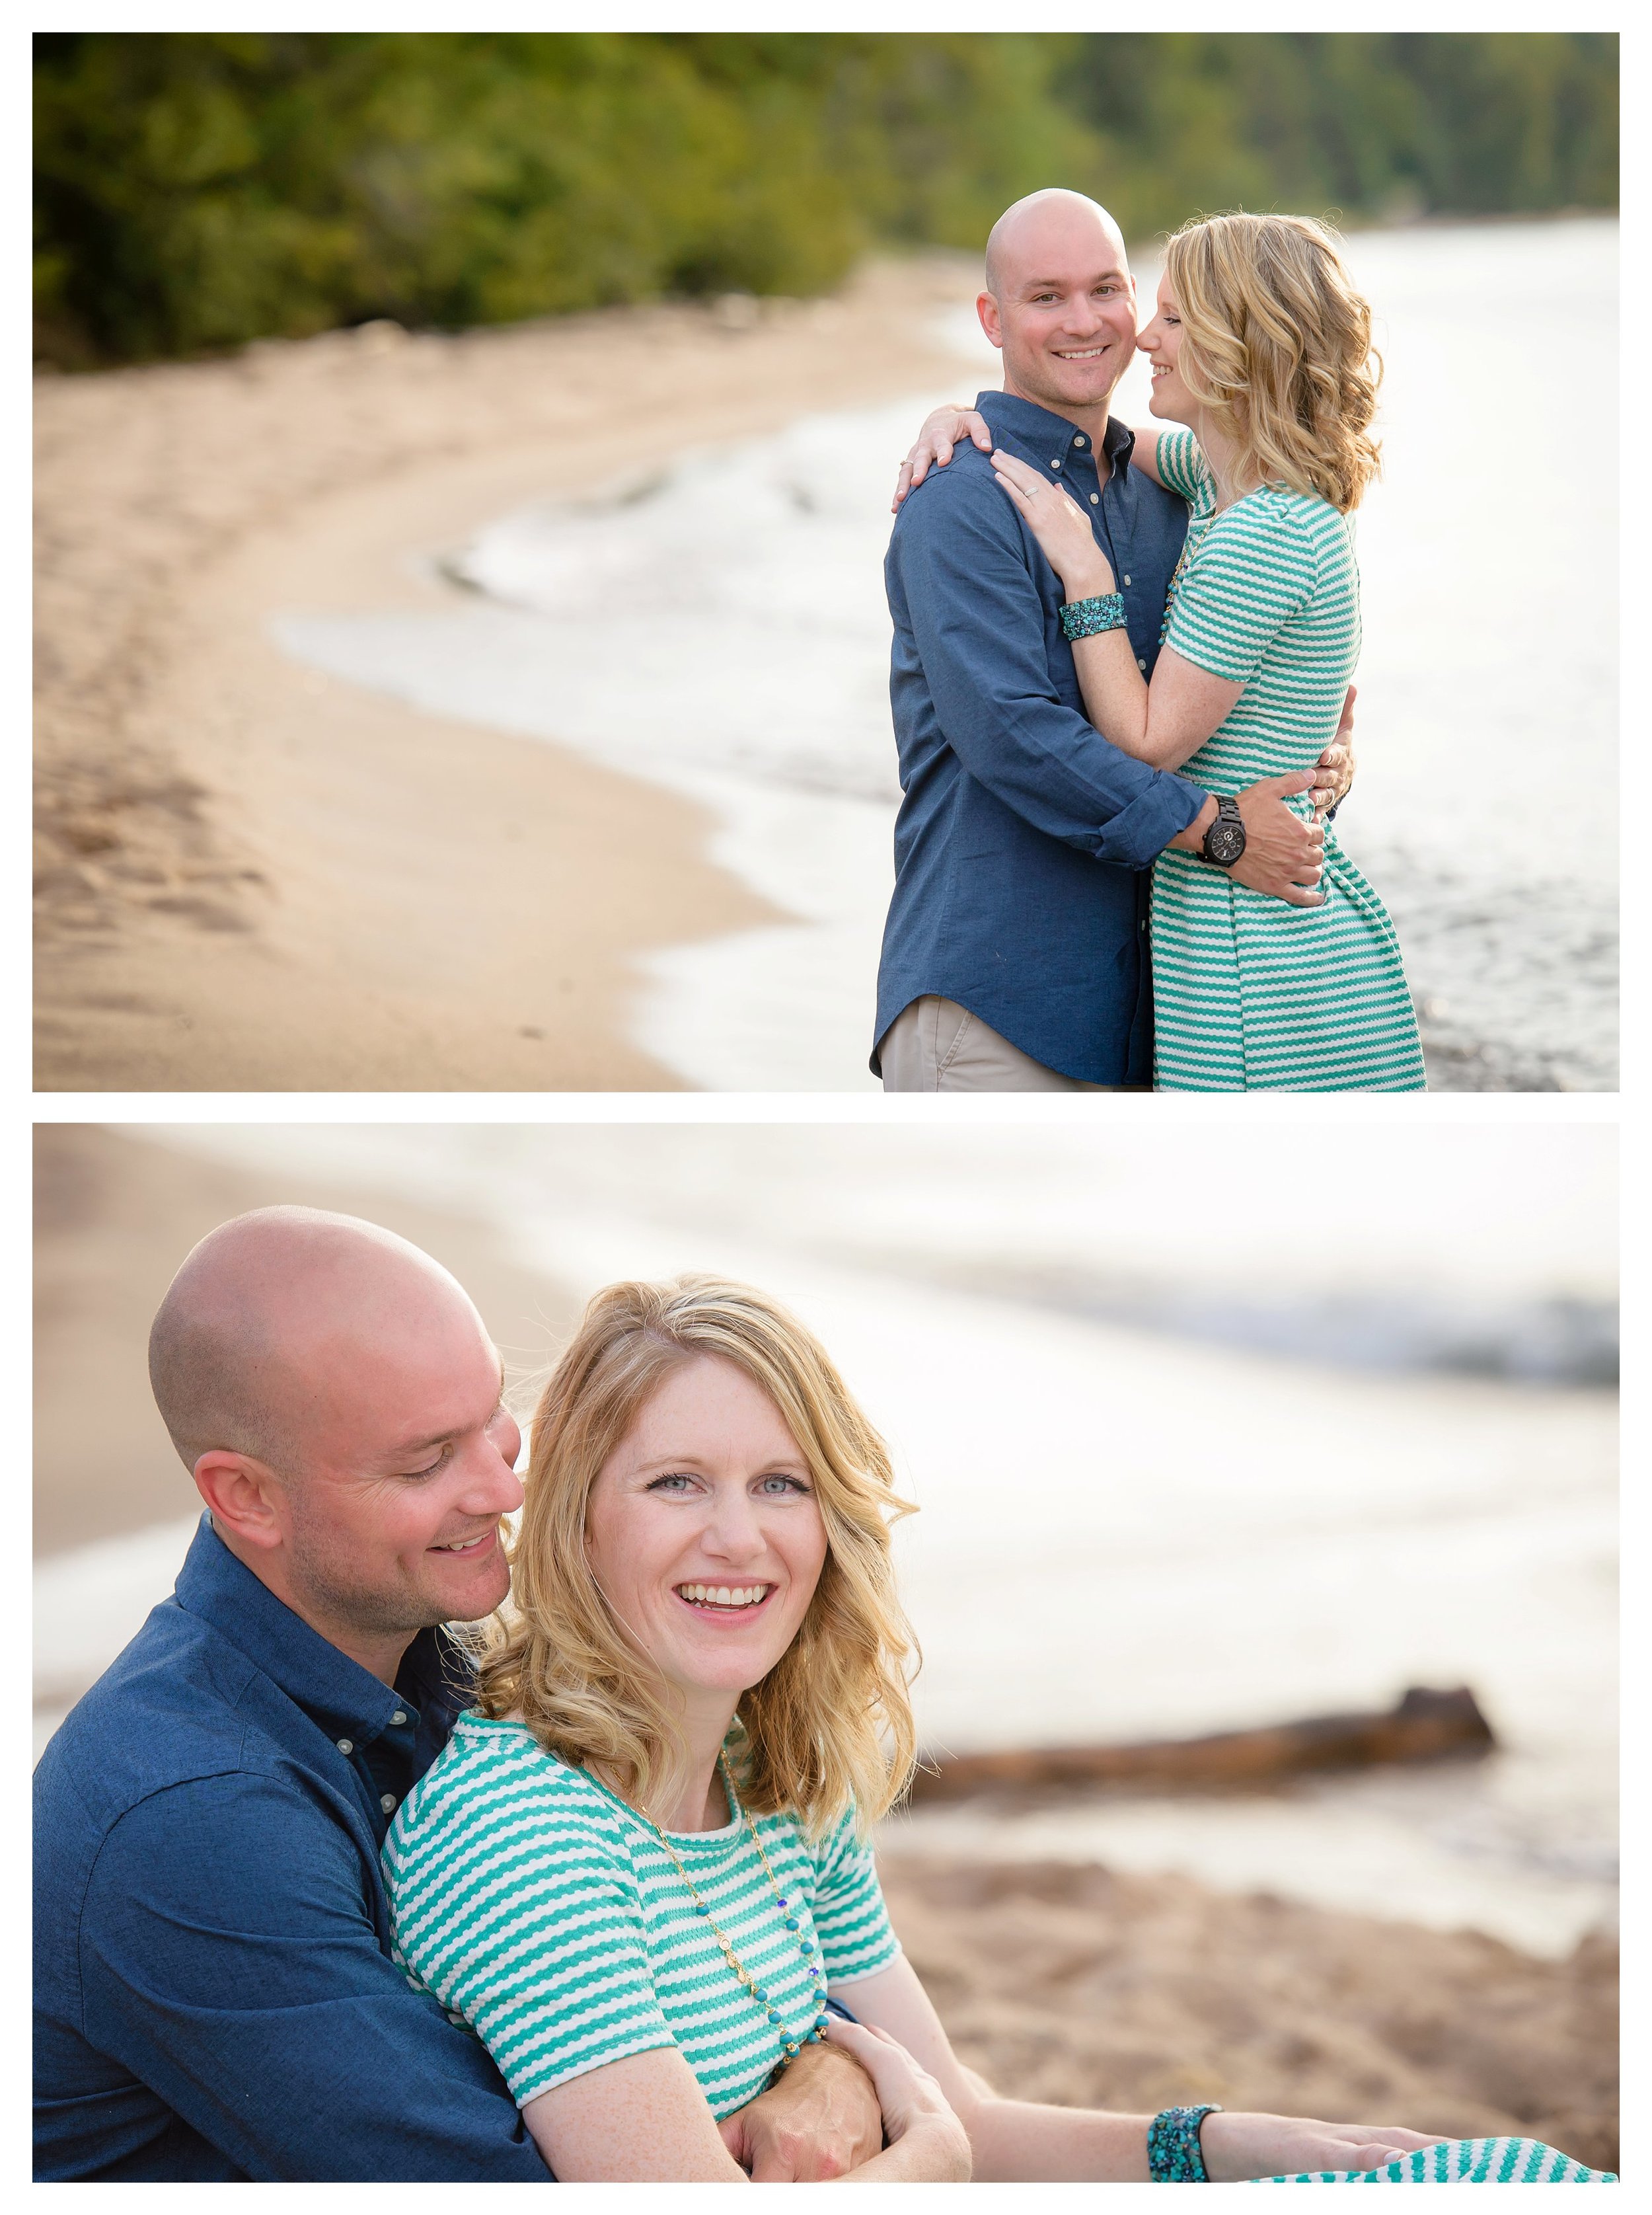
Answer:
[{"left": 34, "top": 31, "right": 1618, "bottom": 369}]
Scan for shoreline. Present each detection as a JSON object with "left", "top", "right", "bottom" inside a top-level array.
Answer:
[{"left": 34, "top": 259, "right": 975, "bottom": 1091}]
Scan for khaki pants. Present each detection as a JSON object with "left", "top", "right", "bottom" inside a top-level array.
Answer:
[{"left": 879, "top": 995, "right": 1135, "bottom": 1093}]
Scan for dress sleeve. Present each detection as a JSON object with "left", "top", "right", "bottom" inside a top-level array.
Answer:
[
  {"left": 385, "top": 1764, "right": 675, "bottom": 2107},
  {"left": 1163, "top": 498, "right": 1316, "bottom": 684},
  {"left": 811, "top": 1809, "right": 902, "bottom": 1984},
  {"left": 1150, "top": 427, "right": 1212, "bottom": 505}
]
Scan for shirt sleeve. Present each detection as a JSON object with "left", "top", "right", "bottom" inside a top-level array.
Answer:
[
  {"left": 811, "top": 1811, "right": 901, "bottom": 1985},
  {"left": 1150, "top": 427, "right": 1211, "bottom": 506},
  {"left": 891, "top": 472, "right": 1207, "bottom": 868},
  {"left": 76, "top": 1771, "right": 551, "bottom": 2181},
  {"left": 1164, "top": 498, "right": 1316, "bottom": 685},
  {"left": 386, "top": 1768, "right": 675, "bottom": 2108}
]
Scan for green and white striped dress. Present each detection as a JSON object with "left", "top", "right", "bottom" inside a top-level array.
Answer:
[
  {"left": 1264, "top": 2136, "right": 1615, "bottom": 2183},
  {"left": 1148, "top": 430, "right": 1426, "bottom": 1092},
  {"left": 383, "top": 1713, "right": 900, "bottom": 2117}
]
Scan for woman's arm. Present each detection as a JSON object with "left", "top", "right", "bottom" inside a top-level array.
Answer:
[
  {"left": 1072, "top": 637, "right": 1243, "bottom": 770},
  {"left": 894, "top": 411, "right": 1166, "bottom": 512},
  {"left": 523, "top": 2048, "right": 749, "bottom": 2181},
  {"left": 991, "top": 448, "right": 1240, "bottom": 767},
  {"left": 891, "top": 403, "right": 992, "bottom": 510},
  {"left": 835, "top": 1959, "right": 1442, "bottom": 2183},
  {"left": 521, "top": 2039, "right": 969, "bottom": 2183},
  {"left": 833, "top": 1957, "right": 1152, "bottom": 2181}
]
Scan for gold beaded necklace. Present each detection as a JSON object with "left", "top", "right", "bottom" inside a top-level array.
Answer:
[{"left": 638, "top": 1752, "right": 831, "bottom": 2063}]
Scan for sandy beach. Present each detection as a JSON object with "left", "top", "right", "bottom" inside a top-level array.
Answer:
[
  {"left": 34, "top": 1125, "right": 1617, "bottom": 2169},
  {"left": 878, "top": 1855, "right": 1616, "bottom": 2174},
  {"left": 34, "top": 262, "right": 971, "bottom": 1091}
]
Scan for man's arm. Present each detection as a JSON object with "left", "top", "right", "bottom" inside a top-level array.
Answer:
[
  {"left": 720, "top": 2038, "right": 883, "bottom": 2180},
  {"left": 892, "top": 479, "right": 1208, "bottom": 873},
  {"left": 79, "top": 1773, "right": 550, "bottom": 2181}
]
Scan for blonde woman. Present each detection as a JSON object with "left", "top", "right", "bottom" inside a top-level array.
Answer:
[
  {"left": 904, "top": 212, "right": 1427, "bottom": 1094},
  {"left": 374, "top": 1276, "right": 1619, "bottom": 2184}
]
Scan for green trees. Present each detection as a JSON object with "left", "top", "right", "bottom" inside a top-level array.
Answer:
[
  {"left": 1069, "top": 34, "right": 1619, "bottom": 239},
  {"left": 34, "top": 32, "right": 1617, "bottom": 369}
]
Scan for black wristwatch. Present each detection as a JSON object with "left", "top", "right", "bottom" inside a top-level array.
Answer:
[{"left": 1200, "top": 794, "right": 1246, "bottom": 868}]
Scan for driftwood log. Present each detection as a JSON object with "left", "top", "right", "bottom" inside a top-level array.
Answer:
[{"left": 908, "top": 1685, "right": 1495, "bottom": 1805}]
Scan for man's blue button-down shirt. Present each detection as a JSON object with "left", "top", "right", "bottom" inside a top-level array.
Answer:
[
  {"left": 33, "top": 1515, "right": 550, "bottom": 2181},
  {"left": 874, "top": 389, "right": 1206, "bottom": 1085}
]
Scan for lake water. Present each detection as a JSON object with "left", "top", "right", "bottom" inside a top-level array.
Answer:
[
  {"left": 275, "top": 218, "right": 1618, "bottom": 1092},
  {"left": 36, "top": 1123, "right": 1617, "bottom": 1955}
]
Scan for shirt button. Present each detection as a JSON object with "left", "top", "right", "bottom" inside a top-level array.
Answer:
[
  {"left": 1050, "top": 458, "right": 1062, "bottom": 469},
  {"left": 381, "top": 1793, "right": 398, "bottom": 1814},
  {"left": 1137, "top": 658, "right": 1148, "bottom": 670},
  {"left": 336, "top": 1739, "right": 354, "bottom": 1756},
  {"left": 1090, "top": 492, "right": 1100, "bottom": 506},
  {"left": 390, "top": 1711, "right": 408, "bottom": 1727},
  {"left": 1122, "top": 574, "right": 1132, "bottom": 586},
  {"left": 1074, "top": 435, "right": 1086, "bottom": 447}
]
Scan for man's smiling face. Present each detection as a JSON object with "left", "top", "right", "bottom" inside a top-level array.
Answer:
[{"left": 979, "top": 194, "right": 1138, "bottom": 421}]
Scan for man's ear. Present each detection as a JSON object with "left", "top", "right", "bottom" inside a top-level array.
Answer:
[
  {"left": 194, "top": 1450, "right": 286, "bottom": 1553},
  {"left": 976, "top": 291, "right": 1004, "bottom": 351}
]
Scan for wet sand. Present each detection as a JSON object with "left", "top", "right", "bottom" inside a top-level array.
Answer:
[
  {"left": 34, "top": 263, "right": 971, "bottom": 1091},
  {"left": 32, "top": 1126, "right": 1617, "bottom": 2169}
]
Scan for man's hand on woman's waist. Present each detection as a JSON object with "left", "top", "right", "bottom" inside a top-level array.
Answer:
[
  {"left": 1168, "top": 775, "right": 1327, "bottom": 907},
  {"left": 1311, "top": 685, "right": 1359, "bottom": 818}
]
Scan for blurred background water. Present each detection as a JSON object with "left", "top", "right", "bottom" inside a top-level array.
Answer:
[
  {"left": 275, "top": 216, "right": 1617, "bottom": 1093},
  {"left": 35, "top": 1122, "right": 1616, "bottom": 1957}
]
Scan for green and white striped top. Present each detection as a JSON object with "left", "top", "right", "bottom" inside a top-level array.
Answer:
[
  {"left": 383, "top": 1712, "right": 901, "bottom": 2117},
  {"left": 1144, "top": 427, "right": 1426, "bottom": 1092},
  {"left": 1156, "top": 424, "right": 1361, "bottom": 785}
]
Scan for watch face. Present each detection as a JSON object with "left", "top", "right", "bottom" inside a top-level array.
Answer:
[{"left": 1205, "top": 822, "right": 1246, "bottom": 865}]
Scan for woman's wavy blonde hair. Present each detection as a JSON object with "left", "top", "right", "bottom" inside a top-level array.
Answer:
[
  {"left": 469, "top": 1274, "right": 919, "bottom": 1840},
  {"left": 1165, "top": 210, "right": 1381, "bottom": 513}
]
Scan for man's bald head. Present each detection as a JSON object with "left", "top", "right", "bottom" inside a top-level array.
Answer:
[
  {"left": 984, "top": 189, "right": 1128, "bottom": 301},
  {"left": 149, "top": 1207, "right": 487, "bottom": 1479},
  {"left": 977, "top": 188, "right": 1139, "bottom": 427}
]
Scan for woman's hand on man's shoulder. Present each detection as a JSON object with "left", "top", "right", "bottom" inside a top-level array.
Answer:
[{"left": 893, "top": 406, "right": 994, "bottom": 513}]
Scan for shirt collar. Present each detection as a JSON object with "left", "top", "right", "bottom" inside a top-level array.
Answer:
[
  {"left": 977, "top": 389, "right": 1135, "bottom": 473},
  {"left": 172, "top": 1512, "right": 468, "bottom": 1746}
]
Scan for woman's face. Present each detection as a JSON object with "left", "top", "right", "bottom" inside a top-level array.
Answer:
[
  {"left": 584, "top": 1353, "right": 829, "bottom": 1709},
  {"left": 1139, "top": 274, "right": 1197, "bottom": 426}
]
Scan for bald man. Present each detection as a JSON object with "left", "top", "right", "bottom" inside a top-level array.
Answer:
[
  {"left": 874, "top": 189, "right": 1340, "bottom": 1091},
  {"left": 34, "top": 1209, "right": 882, "bottom": 2181}
]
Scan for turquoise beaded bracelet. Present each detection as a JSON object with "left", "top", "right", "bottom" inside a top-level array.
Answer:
[
  {"left": 1147, "top": 2104, "right": 1222, "bottom": 2182},
  {"left": 1061, "top": 592, "right": 1127, "bottom": 641}
]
